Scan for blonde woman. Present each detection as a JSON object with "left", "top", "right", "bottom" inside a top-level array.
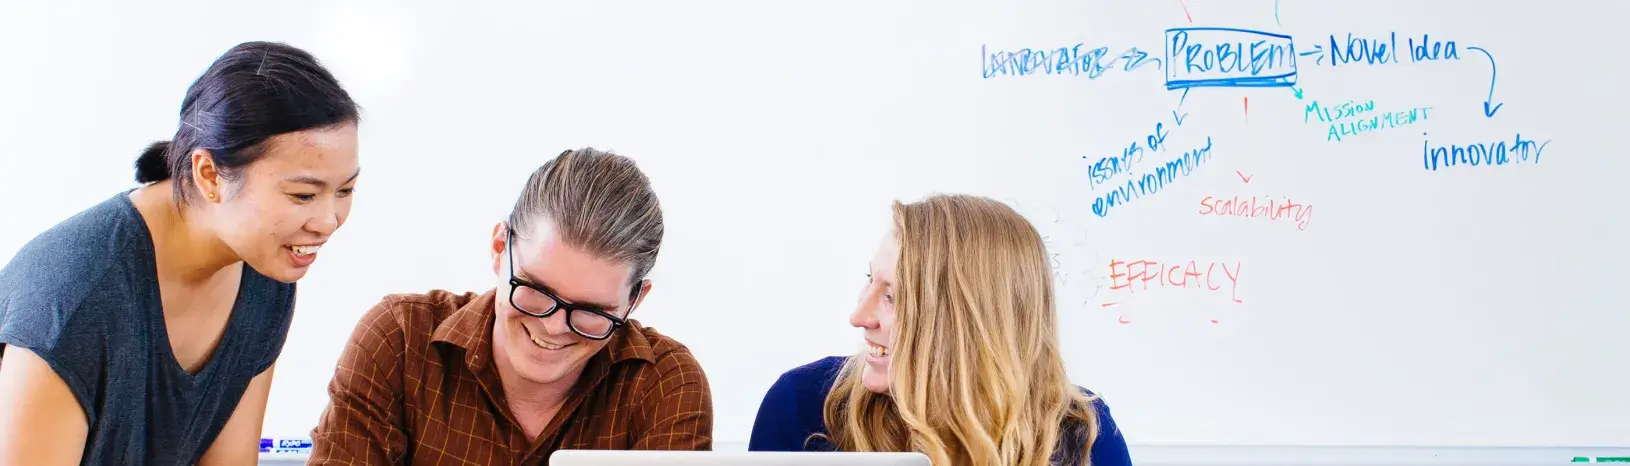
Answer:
[{"left": 748, "top": 194, "right": 1131, "bottom": 466}]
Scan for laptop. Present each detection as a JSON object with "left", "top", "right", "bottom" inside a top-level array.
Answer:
[{"left": 549, "top": 450, "right": 932, "bottom": 465}]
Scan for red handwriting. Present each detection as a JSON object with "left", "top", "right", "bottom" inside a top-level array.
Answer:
[
  {"left": 1198, "top": 195, "right": 1313, "bottom": 230},
  {"left": 1106, "top": 259, "right": 1243, "bottom": 303}
]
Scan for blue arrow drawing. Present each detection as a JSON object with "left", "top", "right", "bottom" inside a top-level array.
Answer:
[
  {"left": 1172, "top": 88, "right": 1190, "bottom": 125},
  {"left": 1299, "top": 44, "right": 1325, "bottom": 66},
  {"left": 1466, "top": 46, "right": 1504, "bottom": 118}
]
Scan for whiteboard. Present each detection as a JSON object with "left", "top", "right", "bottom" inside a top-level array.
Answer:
[{"left": 1, "top": 0, "right": 1626, "bottom": 458}]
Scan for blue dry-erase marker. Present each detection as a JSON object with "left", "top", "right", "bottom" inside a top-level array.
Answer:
[{"left": 266, "top": 438, "right": 313, "bottom": 455}]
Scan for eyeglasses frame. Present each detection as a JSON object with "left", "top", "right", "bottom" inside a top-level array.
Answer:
[{"left": 505, "top": 226, "right": 637, "bottom": 341}]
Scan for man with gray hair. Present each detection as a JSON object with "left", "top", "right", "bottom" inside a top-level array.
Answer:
[{"left": 309, "top": 148, "right": 712, "bottom": 464}]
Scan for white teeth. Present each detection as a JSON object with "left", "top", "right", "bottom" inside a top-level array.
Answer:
[
  {"left": 522, "top": 324, "right": 569, "bottom": 350},
  {"left": 866, "top": 341, "right": 890, "bottom": 358},
  {"left": 530, "top": 332, "right": 566, "bottom": 350},
  {"left": 291, "top": 245, "right": 320, "bottom": 256}
]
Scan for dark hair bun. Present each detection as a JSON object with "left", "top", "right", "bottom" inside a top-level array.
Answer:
[{"left": 135, "top": 140, "right": 171, "bottom": 183}]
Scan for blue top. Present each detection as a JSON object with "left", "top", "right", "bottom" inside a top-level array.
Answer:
[
  {"left": 749, "top": 356, "right": 1132, "bottom": 466},
  {"left": 0, "top": 191, "right": 296, "bottom": 465}
]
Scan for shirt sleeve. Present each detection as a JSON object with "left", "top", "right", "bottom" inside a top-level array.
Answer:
[
  {"left": 0, "top": 290, "right": 108, "bottom": 424},
  {"left": 747, "top": 368, "right": 809, "bottom": 451},
  {"left": 631, "top": 347, "right": 713, "bottom": 450},
  {"left": 1087, "top": 395, "right": 1134, "bottom": 466},
  {"left": 748, "top": 357, "right": 844, "bottom": 452},
  {"left": 307, "top": 297, "right": 411, "bottom": 465}
]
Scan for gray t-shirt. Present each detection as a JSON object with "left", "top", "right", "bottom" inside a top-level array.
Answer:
[{"left": 0, "top": 190, "right": 296, "bottom": 465}]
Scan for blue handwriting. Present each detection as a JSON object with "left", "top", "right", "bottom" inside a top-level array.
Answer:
[
  {"left": 1302, "top": 99, "right": 1432, "bottom": 142},
  {"left": 1165, "top": 27, "right": 1298, "bottom": 89},
  {"left": 982, "top": 44, "right": 1162, "bottom": 79},
  {"left": 1409, "top": 34, "right": 1460, "bottom": 62},
  {"left": 1084, "top": 101, "right": 1188, "bottom": 190},
  {"left": 1091, "top": 137, "right": 1215, "bottom": 217},
  {"left": 1086, "top": 121, "right": 1172, "bottom": 189},
  {"left": 1325, "top": 105, "right": 1432, "bottom": 142},
  {"left": 1422, "top": 132, "right": 1550, "bottom": 170},
  {"left": 1329, "top": 32, "right": 1401, "bottom": 66},
  {"left": 1309, "top": 33, "right": 1461, "bottom": 67},
  {"left": 1303, "top": 99, "right": 1377, "bottom": 124}
]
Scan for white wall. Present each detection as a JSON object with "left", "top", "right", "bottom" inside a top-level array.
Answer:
[{"left": 1, "top": 0, "right": 1625, "bottom": 460}]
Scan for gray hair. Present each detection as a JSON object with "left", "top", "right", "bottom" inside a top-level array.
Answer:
[{"left": 508, "top": 148, "right": 665, "bottom": 291}]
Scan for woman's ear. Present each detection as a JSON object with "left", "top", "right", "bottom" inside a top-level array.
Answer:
[{"left": 190, "top": 149, "right": 222, "bottom": 203}]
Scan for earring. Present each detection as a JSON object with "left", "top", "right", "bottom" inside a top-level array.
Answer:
[{"left": 207, "top": 192, "right": 217, "bottom": 201}]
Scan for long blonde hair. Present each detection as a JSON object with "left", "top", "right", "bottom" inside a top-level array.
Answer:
[{"left": 820, "top": 194, "right": 1099, "bottom": 466}]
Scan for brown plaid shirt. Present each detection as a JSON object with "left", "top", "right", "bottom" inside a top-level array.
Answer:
[{"left": 307, "top": 289, "right": 713, "bottom": 465}]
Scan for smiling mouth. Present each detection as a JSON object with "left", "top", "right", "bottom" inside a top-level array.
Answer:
[
  {"left": 285, "top": 244, "right": 322, "bottom": 269},
  {"left": 523, "top": 325, "right": 572, "bottom": 351},
  {"left": 866, "top": 341, "right": 890, "bottom": 358}
]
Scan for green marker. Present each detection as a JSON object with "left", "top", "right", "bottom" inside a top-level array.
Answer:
[
  {"left": 1597, "top": 457, "right": 1630, "bottom": 463},
  {"left": 1573, "top": 457, "right": 1591, "bottom": 463}
]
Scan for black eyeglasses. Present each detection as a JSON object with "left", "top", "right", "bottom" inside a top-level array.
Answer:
[{"left": 506, "top": 227, "right": 635, "bottom": 340}]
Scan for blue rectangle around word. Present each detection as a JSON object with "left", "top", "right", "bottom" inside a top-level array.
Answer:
[{"left": 1164, "top": 27, "right": 1298, "bottom": 90}]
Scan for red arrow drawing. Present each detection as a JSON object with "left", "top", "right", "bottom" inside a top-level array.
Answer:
[{"left": 1236, "top": 171, "right": 1253, "bottom": 183}]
